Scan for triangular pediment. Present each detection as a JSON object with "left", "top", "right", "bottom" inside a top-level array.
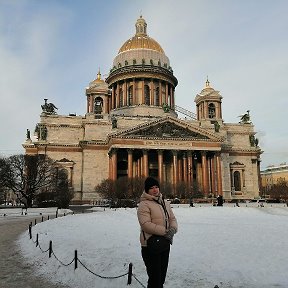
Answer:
[{"left": 111, "top": 117, "right": 222, "bottom": 141}]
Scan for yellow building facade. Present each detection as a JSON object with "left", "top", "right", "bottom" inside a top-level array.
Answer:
[
  {"left": 23, "top": 16, "right": 262, "bottom": 203},
  {"left": 261, "top": 163, "right": 288, "bottom": 197}
]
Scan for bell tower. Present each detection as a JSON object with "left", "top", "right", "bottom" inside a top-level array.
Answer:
[
  {"left": 85, "top": 70, "right": 110, "bottom": 116},
  {"left": 194, "top": 79, "right": 223, "bottom": 127}
]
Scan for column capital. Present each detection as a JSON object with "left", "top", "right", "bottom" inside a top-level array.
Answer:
[
  {"left": 108, "top": 148, "right": 118, "bottom": 157},
  {"left": 172, "top": 150, "right": 178, "bottom": 156},
  {"left": 201, "top": 151, "right": 207, "bottom": 157}
]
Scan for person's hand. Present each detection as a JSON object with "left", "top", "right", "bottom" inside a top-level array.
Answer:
[{"left": 164, "top": 227, "right": 176, "bottom": 244}]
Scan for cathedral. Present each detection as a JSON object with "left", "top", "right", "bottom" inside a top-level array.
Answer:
[{"left": 23, "top": 16, "right": 262, "bottom": 203}]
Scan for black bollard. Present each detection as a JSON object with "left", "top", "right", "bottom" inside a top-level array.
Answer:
[
  {"left": 49, "top": 241, "right": 52, "bottom": 258},
  {"left": 127, "top": 263, "right": 133, "bottom": 285},
  {"left": 29, "top": 224, "right": 32, "bottom": 239},
  {"left": 74, "top": 250, "right": 78, "bottom": 270}
]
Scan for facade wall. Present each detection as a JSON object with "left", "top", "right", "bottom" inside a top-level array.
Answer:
[{"left": 24, "top": 17, "right": 262, "bottom": 203}]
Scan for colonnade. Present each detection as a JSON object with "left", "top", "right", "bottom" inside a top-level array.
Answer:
[
  {"left": 109, "top": 79, "right": 175, "bottom": 111},
  {"left": 108, "top": 148, "right": 223, "bottom": 196}
]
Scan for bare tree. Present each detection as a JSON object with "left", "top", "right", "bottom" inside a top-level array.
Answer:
[
  {"left": 0, "top": 157, "right": 8, "bottom": 204},
  {"left": 2, "top": 154, "right": 58, "bottom": 208},
  {"left": 267, "top": 180, "right": 288, "bottom": 202}
]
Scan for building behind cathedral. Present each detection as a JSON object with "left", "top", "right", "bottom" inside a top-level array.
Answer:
[{"left": 23, "top": 16, "right": 262, "bottom": 203}]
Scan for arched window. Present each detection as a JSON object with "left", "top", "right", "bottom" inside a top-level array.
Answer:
[
  {"left": 94, "top": 97, "right": 103, "bottom": 114},
  {"left": 155, "top": 87, "right": 160, "bottom": 106},
  {"left": 119, "top": 88, "right": 123, "bottom": 107},
  {"left": 234, "top": 171, "right": 241, "bottom": 191},
  {"left": 113, "top": 92, "right": 117, "bottom": 109},
  {"left": 144, "top": 85, "right": 150, "bottom": 105},
  {"left": 208, "top": 103, "right": 216, "bottom": 118},
  {"left": 128, "top": 86, "right": 133, "bottom": 106}
]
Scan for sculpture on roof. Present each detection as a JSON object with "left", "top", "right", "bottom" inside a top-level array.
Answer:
[
  {"left": 162, "top": 103, "right": 170, "bottom": 113},
  {"left": 238, "top": 110, "right": 251, "bottom": 124},
  {"left": 41, "top": 98, "right": 58, "bottom": 114},
  {"left": 214, "top": 121, "right": 220, "bottom": 132},
  {"left": 26, "top": 129, "right": 31, "bottom": 140},
  {"left": 111, "top": 116, "right": 117, "bottom": 128}
]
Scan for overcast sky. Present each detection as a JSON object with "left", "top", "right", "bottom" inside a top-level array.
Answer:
[{"left": 0, "top": 0, "right": 287, "bottom": 170}]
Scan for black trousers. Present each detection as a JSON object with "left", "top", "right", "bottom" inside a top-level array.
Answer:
[{"left": 141, "top": 246, "right": 170, "bottom": 288}]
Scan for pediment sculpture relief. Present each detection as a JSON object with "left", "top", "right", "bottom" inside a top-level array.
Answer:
[{"left": 127, "top": 122, "right": 209, "bottom": 139}]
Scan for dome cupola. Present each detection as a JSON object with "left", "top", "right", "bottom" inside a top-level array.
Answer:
[
  {"left": 105, "top": 16, "right": 178, "bottom": 118},
  {"left": 110, "top": 16, "right": 172, "bottom": 72}
]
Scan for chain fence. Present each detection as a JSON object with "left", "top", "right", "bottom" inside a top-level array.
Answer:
[{"left": 25, "top": 211, "right": 146, "bottom": 287}]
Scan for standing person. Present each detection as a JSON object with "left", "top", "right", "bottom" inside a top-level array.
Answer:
[{"left": 137, "top": 177, "right": 178, "bottom": 288}]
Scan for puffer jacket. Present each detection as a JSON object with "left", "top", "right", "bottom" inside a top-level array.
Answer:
[{"left": 137, "top": 191, "right": 178, "bottom": 247}]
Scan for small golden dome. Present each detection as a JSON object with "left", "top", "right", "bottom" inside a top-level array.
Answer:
[{"left": 118, "top": 16, "right": 164, "bottom": 54}]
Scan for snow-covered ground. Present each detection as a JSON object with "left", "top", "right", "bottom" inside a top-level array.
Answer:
[{"left": 3, "top": 204, "right": 288, "bottom": 288}]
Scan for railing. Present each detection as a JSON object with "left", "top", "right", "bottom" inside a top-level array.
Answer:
[{"left": 174, "top": 105, "right": 197, "bottom": 120}]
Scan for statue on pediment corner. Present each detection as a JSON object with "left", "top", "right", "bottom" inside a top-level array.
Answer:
[
  {"left": 238, "top": 110, "right": 251, "bottom": 124},
  {"left": 41, "top": 99, "right": 58, "bottom": 114},
  {"left": 162, "top": 103, "right": 170, "bottom": 113}
]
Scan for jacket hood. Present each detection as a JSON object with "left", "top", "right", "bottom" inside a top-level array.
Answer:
[{"left": 139, "top": 191, "right": 163, "bottom": 203}]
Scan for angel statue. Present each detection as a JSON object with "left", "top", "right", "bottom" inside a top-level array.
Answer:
[
  {"left": 41, "top": 98, "right": 58, "bottom": 114},
  {"left": 238, "top": 110, "right": 251, "bottom": 124}
]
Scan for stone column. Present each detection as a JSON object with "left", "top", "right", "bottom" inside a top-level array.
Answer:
[
  {"left": 111, "top": 149, "right": 118, "bottom": 181},
  {"left": 159, "top": 81, "right": 163, "bottom": 105},
  {"left": 151, "top": 80, "right": 154, "bottom": 105},
  {"left": 143, "top": 150, "right": 149, "bottom": 177},
  {"left": 108, "top": 152, "right": 112, "bottom": 179},
  {"left": 165, "top": 83, "right": 168, "bottom": 104},
  {"left": 124, "top": 81, "right": 127, "bottom": 106},
  {"left": 172, "top": 151, "right": 178, "bottom": 188},
  {"left": 177, "top": 157, "right": 182, "bottom": 182},
  {"left": 104, "top": 97, "right": 108, "bottom": 114},
  {"left": 204, "top": 101, "right": 207, "bottom": 119},
  {"left": 111, "top": 86, "right": 115, "bottom": 109},
  {"left": 201, "top": 151, "right": 208, "bottom": 196},
  {"left": 187, "top": 151, "right": 193, "bottom": 184},
  {"left": 128, "top": 149, "right": 133, "bottom": 179},
  {"left": 158, "top": 150, "right": 163, "bottom": 182},
  {"left": 216, "top": 152, "right": 223, "bottom": 196},
  {"left": 87, "top": 96, "right": 90, "bottom": 113},
  {"left": 133, "top": 79, "right": 136, "bottom": 105},
  {"left": 116, "top": 83, "right": 120, "bottom": 108},
  {"left": 171, "top": 87, "right": 174, "bottom": 108},
  {"left": 183, "top": 152, "right": 187, "bottom": 183},
  {"left": 137, "top": 158, "right": 141, "bottom": 177},
  {"left": 142, "top": 80, "right": 145, "bottom": 104},
  {"left": 211, "top": 156, "right": 216, "bottom": 196},
  {"left": 90, "top": 95, "right": 93, "bottom": 113}
]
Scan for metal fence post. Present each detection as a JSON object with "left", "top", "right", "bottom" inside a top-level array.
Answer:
[
  {"left": 127, "top": 263, "right": 133, "bottom": 285},
  {"left": 74, "top": 250, "right": 78, "bottom": 270},
  {"left": 49, "top": 241, "right": 52, "bottom": 258}
]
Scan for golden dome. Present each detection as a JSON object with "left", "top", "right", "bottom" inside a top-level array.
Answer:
[{"left": 118, "top": 16, "right": 164, "bottom": 54}]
